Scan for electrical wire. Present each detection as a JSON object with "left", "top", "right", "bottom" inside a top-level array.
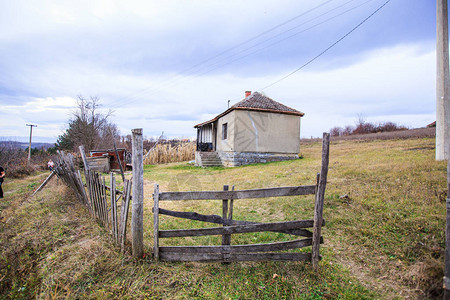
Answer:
[
  {"left": 107, "top": 0, "right": 338, "bottom": 108},
  {"left": 109, "top": 0, "right": 377, "bottom": 109},
  {"left": 182, "top": 0, "right": 377, "bottom": 81},
  {"left": 259, "top": 0, "right": 392, "bottom": 91}
]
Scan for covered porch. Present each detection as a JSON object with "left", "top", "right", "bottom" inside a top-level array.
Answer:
[{"left": 196, "top": 122, "right": 217, "bottom": 152}]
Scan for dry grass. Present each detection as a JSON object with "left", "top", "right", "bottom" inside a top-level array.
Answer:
[
  {"left": 142, "top": 137, "right": 446, "bottom": 299},
  {"left": 0, "top": 137, "right": 446, "bottom": 299},
  {"left": 143, "top": 142, "right": 195, "bottom": 165}
]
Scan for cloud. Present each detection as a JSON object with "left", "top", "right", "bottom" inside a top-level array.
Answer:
[
  {"left": 0, "top": 42, "right": 435, "bottom": 141},
  {"left": 0, "top": 1, "right": 436, "bottom": 141}
]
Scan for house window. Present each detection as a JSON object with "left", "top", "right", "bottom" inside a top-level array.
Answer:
[{"left": 222, "top": 123, "right": 228, "bottom": 140}]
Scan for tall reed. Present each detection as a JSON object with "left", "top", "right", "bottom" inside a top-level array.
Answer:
[{"left": 143, "top": 142, "right": 195, "bottom": 165}]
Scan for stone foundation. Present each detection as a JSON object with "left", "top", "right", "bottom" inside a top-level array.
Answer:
[{"left": 217, "top": 151, "right": 299, "bottom": 167}]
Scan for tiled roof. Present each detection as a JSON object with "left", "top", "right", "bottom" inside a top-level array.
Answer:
[
  {"left": 194, "top": 92, "right": 304, "bottom": 128},
  {"left": 231, "top": 92, "right": 304, "bottom": 115}
]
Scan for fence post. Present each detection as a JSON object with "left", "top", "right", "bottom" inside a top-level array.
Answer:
[
  {"left": 312, "top": 132, "right": 330, "bottom": 269},
  {"left": 131, "top": 128, "right": 144, "bottom": 258},
  {"left": 153, "top": 184, "right": 160, "bottom": 261},
  {"left": 79, "top": 145, "right": 89, "bottom": 172},
  {"left": 222, "top": 185, "right": 231, "bottom": 263}
]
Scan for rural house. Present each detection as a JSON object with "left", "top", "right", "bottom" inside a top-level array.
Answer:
[{"left": 194, "top": 91, "right": 304, "bottom": 167}]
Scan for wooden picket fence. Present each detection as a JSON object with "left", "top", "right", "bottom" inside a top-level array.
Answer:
[
  {"left": 52, "top": 149, "right": 132, "bottom": 251},
  {"left": 153, "top": 133, "right": 330, "bottom": 266}
]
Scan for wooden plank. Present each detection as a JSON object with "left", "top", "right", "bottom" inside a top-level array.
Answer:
[
  {"left": 79, "top": 145, "right": 90, "bottom": 171},
  {"left": 160, "top": 238, "right": 321, "bottom": 254},
  {"left": 131, "top": 128, "right": 144, "bottom": 258},
  {"left": 102, "top": 175, "right": 109, "bottom": 229},
  {"left": 77, "top": 170, "right": 90, "bottom": 211},
  {"left": 89, "top": 171, "right": 98, "bottom": 218},
  {"left": 97, "top": 173, "right": 106, "bottom": 225},
  {"left": 229, "top": 185, "right": 235, "bottom": 220},
  {"left": 159, "top": 219, "right": 316, "bottom": 238},
  {"left": 153, "top": 184, "right": 160, "bottom": 261},
  {"left": 87, "top": 171, "right": 97, "bottom": 217},
  {"left": 89, "top": 156, "right": 110, "bottom": 173},
  {"left": 157, "top": 208, "right": 317, "bottom": 237},
  {"left": 32, "top": 171, "right": 55, "bottom": 196},
  {"left": 94, "top": 172, "right": 103, "bottom": 221},
  {"left": 69, "top": 172, "right": 83, "bottom": 203},
  {"left": 158, "top": 185, "right": 316, "bottom": 201},
  {"left": 118, "top": 180, "right": 129, "bottom": 244},
  {"left": 312, "top": 132, "right": 330, "bottom": 268},
  {"left": 158, "top": 208, "right": 224, "bottom": 223},
  {"left": 110, "top": 173, "right": 117, "bottom": 242},
  {"left": 222, "top": 185, "right": 230, "bottom": 254},
  {"left": 84, "top": 170, "right": 94, "bottom": 217},
  {"left": 94, "top": 173, "right": 103, "bottom": 223},
  {"left": 120, "top": 179, "right": 132, "bottom": 252},
  {"left": 112, "top": 135, "right": 125, "bottom": 182},
  {"left": 160, "top": 252, "right": 312, "bottom": 262}
]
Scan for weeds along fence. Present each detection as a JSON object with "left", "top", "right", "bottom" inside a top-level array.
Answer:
[
  {"left": 153, "top": 133, "right": 330, "bottom": 267},
  {"left": 143, "top": 142, "right": 195, "bottom": 165},
  {"left": 52, "top": 149, "right": 132, "bottom": 251}
]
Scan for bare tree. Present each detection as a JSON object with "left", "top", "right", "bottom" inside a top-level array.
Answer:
[
  {"left": 330, "top": 126, "right": 343, "bottom": 137},
  {"left": 57, "top": 96, "right": 119, "bottom": 152}
]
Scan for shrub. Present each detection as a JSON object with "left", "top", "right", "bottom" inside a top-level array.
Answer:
[{"left": 330, "top": 118, "right": 408, "bottom": 137}]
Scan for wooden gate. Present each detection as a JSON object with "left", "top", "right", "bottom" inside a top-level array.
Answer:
[{"left": 153, "top": 133, "right": 329, "bottom": 266}]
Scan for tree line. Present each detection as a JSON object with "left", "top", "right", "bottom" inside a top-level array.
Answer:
[
  {"left": 329, "top": 117, "right": 408, "bottom": 137},
  {"left": 1, "top": 96, "right": 194, "bottom": 177}
]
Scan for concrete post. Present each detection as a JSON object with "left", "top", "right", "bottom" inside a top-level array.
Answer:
[{"left": 437, "top": 0, "right": 450, "bottom": 160}]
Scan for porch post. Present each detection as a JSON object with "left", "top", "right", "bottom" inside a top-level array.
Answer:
[{"left": 196, "top": 128, "right": 200, "bottom": 151}]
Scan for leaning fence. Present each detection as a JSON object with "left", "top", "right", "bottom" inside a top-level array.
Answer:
[{"left": 51, "top": 149, "right": 132, "bottom": 252}]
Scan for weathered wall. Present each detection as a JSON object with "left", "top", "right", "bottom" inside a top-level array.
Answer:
[
  {"left": 218, "top": 151, "right": 299, "bottom": 167},
  {"left": 216, "top": 110, "right": 236, "bottom": 152},
  {"left": 232, "top": 110, "right": 300, "bottom": 154}
]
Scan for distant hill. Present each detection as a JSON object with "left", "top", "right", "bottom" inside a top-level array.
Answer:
[
  {"left": 0, "top": 140, "right": 55, "bottom": 150},
  {"left": 0, "top": 136, "right": 57, "bottom": 144}
]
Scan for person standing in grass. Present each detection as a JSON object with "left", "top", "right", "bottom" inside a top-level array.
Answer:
[
  {"left": 47, "top": 159, "right": 54, "bottom": 171},
  {"left": 0, "top": 166, "right": 4, "bottom": 198}
]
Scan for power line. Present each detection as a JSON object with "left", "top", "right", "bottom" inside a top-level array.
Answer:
[
  {"left": 259, "top": 0, "right": 392, "bottom": 91},
  {"left": 158, "top": 0, "right": 365, "bottom": 83},
  {"left": 182, "top": 0, "right": 377, "bottom": 80},
  {"left": 110, "top": 0, "right": 376, "bottom": 109},
  {"left": 107, "top": 0, "right": 338, "bottom": 109}
]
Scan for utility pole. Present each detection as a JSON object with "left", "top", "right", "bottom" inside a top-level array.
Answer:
[
  {"left": 437, "top": 0, "right": 450, "bottom": 160},
  {"left": 26, "top": 124, "right": 37, "bottom": 164}
]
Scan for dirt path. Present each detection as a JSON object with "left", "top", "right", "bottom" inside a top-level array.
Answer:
[{"left": 3, "top": 172, "right": 49, "bottom": 196}]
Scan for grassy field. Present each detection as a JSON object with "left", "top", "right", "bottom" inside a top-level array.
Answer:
[{"left": 0, "top": 137, "right": 446, "bottom": 299}]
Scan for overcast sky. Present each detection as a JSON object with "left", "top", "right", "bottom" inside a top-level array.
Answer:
[{"left": 0, "top": 0, "right": 437, "bottom": 142}]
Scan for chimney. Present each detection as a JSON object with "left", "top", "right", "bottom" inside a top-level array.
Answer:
[{"left": 245, "top": 91, "right": 251, "bottom": 97}]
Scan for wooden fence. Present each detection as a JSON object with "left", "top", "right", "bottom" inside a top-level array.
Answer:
[
  {"left": 52, "top": 149, "right": 132, "bottom": 252},
  {"left": 153, "top": 133, "right": 330, "bottom": 266}
]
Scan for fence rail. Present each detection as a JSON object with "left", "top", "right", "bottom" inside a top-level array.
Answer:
[
  {"left": 158, "top": 185, "right": 316, "bottom": 201},
  {"left": 153, "top": 133, "right": 330, "bottom": 265}
]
